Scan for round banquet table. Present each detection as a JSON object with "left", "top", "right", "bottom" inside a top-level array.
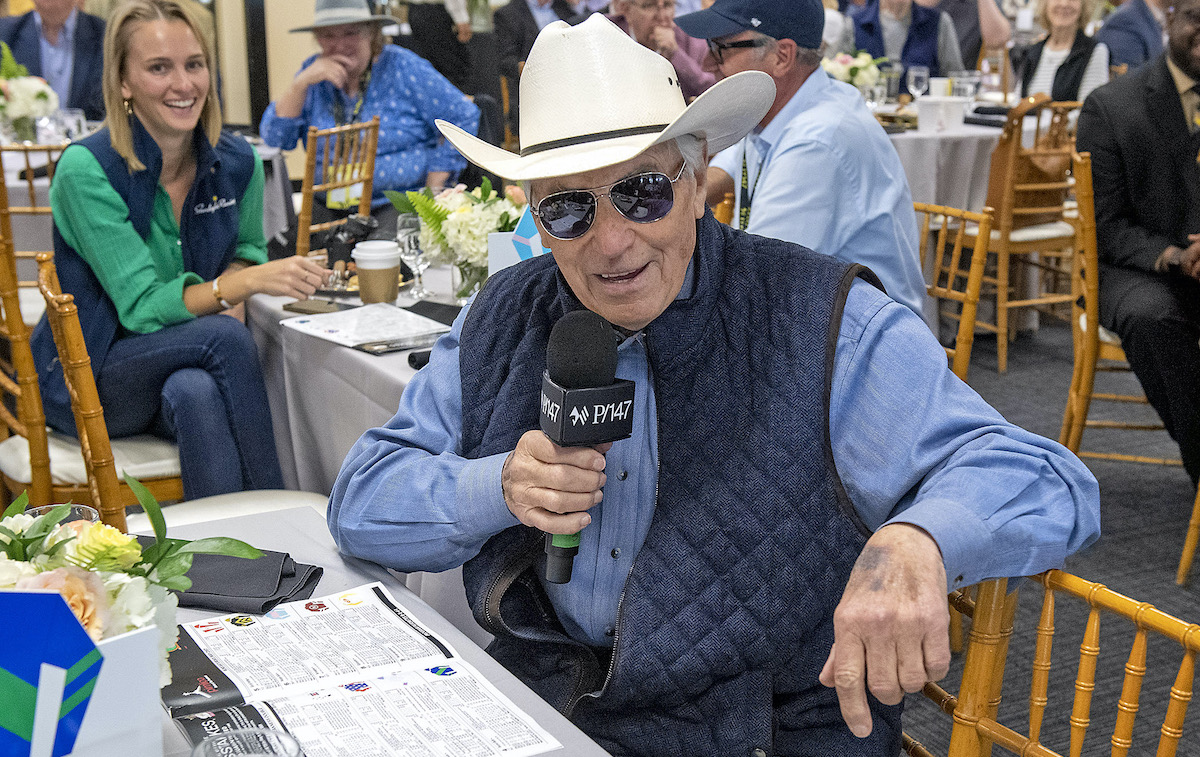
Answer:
[{"left": 888, "top": 123, "right": 1001, "bottom": 212}]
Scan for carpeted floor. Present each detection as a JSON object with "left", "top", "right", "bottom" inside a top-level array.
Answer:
[{"left": 900, "top": 319, "right": 1200, "bottom": 756}]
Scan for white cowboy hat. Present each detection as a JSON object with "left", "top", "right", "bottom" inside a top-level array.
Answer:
[
  {"left": 290, "top": 0, "right": 399, "bottom": 33},
  {"left": 436, "top": 13, "right": 775, "bottom": 181}
]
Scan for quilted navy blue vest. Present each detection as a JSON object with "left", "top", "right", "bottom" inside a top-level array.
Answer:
[
  {"left": 852, "top": 0, "right": 942, "bottom": 85},
  {"left": 458, "top": 212, "right": 903, "bottom": 756},
  {"left": 29, "top": 119, "right": 255, "bottom": 433}
]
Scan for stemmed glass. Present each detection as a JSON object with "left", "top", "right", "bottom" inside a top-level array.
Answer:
[
  {"left": 396, "top": 214, "right": 431, "bottom": 299},
  {"left": 906, "top": 65, "right": 930, "bottom": 102}
]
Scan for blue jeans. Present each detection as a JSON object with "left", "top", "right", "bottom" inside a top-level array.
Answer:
[{"left": 96, "top": 314, "right": 284, "bottom": 498}]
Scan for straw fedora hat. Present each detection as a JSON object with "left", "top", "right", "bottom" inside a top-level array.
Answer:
[
  {"left": 289, "top": 0, "right": 399, "bottom": 33},
  {"left": 436, "top": 13, "right": 775, "bottom": 181}
]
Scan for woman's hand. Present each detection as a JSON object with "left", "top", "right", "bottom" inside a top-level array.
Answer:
[
  {"left": 272, "top": 54, "right": 355, "bottom": 119},
  {"left": 228, "top": 256, "right": 330, "bottom": 301}
]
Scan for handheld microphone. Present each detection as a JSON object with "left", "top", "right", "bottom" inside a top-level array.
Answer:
[{"left": 539, "top": 310, "right": 635, "bottom": 583}]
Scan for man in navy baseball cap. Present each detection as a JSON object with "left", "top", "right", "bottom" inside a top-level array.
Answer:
[
  {"left": 676, "top": 0, "right": 826, "bottom": 48},
  {"left": 678, "top": 0, "right": 931, "bottom": 323}
]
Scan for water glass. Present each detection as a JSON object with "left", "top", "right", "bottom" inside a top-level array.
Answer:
[
  {"left": 57, "top": 108, "right": 87, "bottom": 141},
  {"left": 907, "top": 65, "right": 930, "bottom": 100},
  {"left": 396, "top": 213, "right": 431, "bottom": 299},
  {"left": 26, "top": 504, "right": 100, "bottom": 524},
  {"left": 950, "top": 70, "right": 981, "bottom": 100},
  {"left": 191, "top": 728, "right": 301, "bottom": 757}
]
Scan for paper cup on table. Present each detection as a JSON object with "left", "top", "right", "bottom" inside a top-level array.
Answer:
[
  {"left": 928, "top": 77, "right": 951, "bottom": 96},
  {"left": 916, "top": 96, "right": 970, "bottom": 132},
  {"left": 352, "top": 240, "right": 402, "bottom": 304}
]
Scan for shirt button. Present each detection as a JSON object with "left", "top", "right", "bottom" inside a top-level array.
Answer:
[
  {"left": 611, "top": 548, "right": 621, "bottom": 559},
  {"left": 604, "top": 627, "right": 615, "bottom": 638},
  {"left": 617, "top": 470, "right": 628, "bottom": 481}
]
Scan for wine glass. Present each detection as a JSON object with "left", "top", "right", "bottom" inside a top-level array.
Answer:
[
  {"left": 191, "top": 728, "right": 301, "bottom": 757},
  {"left": 396, "top": 215, "right": 431, "bottom": 300},
  {"left": 907, "top": 65, "right": 930, "bottom": 102}
]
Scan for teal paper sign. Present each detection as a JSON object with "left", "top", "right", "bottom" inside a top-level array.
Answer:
[
  {"left": 512, "top": 206, "right": 551, "bottom": 261},
  {"left": 0, "top": 592, "right": 102, "bottom": 757}
]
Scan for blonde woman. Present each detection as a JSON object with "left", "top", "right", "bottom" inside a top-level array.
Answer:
[
  {"left": 1012, "top": 0, "right": 1108, "bottom": 101},
  {"left": 30, "top": 0, "right": 328, "bottom": 497}
]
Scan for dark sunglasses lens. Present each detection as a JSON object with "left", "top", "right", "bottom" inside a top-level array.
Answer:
[
  {"left": 539, "top": 192, "right": 596, "bottom": 239},
  {"left": 610, "top": 173, "right": 674, "bottom": 223}
]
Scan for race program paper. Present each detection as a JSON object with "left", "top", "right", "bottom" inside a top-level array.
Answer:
[{"left": 164, "top": 582, "right": 562, "bottom": 757}]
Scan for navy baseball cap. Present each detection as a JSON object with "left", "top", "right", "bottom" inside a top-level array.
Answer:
[{"left": 676, "top": 0, "right": 825, "bottom": 50}]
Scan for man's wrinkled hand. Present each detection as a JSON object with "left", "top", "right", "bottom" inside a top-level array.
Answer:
[
  {"left": 818, "top": 524, "right": 951, "bottom": 738},
  {"left": 501, "top": 430, "right": 609, "bottom": 535}
]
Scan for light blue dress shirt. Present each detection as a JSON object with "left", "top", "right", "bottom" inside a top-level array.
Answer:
[
  {"left": 525, "top": 0, "right": 565, "bottom": 30},
  {"left": 259, "top": 45, "right": 480, "bottom": 208},
  {"left": 710, "top": 68, "right": 928, "bottom": 318},
  {"left": 329, "top": 269, "right": 1100, "bottom": 648},
  {"left": 35, "top": 9, "right": 75, "bottom": 108}
]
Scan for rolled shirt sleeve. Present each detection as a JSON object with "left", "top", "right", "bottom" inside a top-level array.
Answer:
[{"left": 830, "top": 281, "right": 1101, "bottom": 589}]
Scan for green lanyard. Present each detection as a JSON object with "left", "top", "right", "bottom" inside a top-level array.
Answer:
[
  {"left": 331, "top": 68, "right": 372, "bottom": 126},
  {"left": 738, "top": 148, "right": 764, "bottom": 231}
]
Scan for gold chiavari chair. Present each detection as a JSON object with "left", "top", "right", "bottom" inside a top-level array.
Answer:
[
  {"left": 905, "top": 572, "right": 1200, "bottom": 757},
  {"left": 712, "top": 191, "right": 734, "bottom": 225},
  {"left": 965, "top": 94, "right": 1081, "bottom": 372},
  {"left": 1059, "top": 151, "right": 1200, "bottom": 584},
  {"left": 916, "top": 203, "right": 994, "bottom": 383},
  {"left": 34, "top": 252, "right": 329, "bottom": 531},
  {"left": 0, "top": 141, "right": 68, "bottom": 325},
  {"left": 294, "top": 116, "right": 380, "bottom": 258}
]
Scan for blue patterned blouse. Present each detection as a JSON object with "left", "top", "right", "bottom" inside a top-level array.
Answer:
[{"left": 260, "top": 44, "right": 481, "bottom": 208}]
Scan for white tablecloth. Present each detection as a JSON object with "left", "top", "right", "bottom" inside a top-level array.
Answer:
[{"left": 888, "top": 124, "right": 1000, "bottom": 212}]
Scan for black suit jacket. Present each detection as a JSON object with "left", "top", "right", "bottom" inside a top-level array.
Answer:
[
  {"left": 493, "top": 0, "right": 575, "bottom": 135},
  {"left": 0, "top": 10, "right": 106, "bottom": 121},
  {"left": 1076, "top": 54, "right": 1200, "bottom": 274}
]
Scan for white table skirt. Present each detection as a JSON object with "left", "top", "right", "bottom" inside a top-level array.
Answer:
[{"left": 888, "top": 124, "right": 1000, "bottom": 212}]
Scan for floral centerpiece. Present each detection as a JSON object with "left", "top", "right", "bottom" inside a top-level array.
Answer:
[
  {"left": 821, "top": 50, "right": 887, "bottom": 90},
  {"left": 0, "top": 477, "right": 261, "bottom": 685},
  {"left": 387, "top": 178, "right": 525, "bottom": 302},
  {"left": 0, "top": 41, "right": 59, "bottom": 142}
]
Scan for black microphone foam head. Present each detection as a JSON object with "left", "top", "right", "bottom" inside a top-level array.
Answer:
[{"left": 546, "top": 310, "right": 618, "bottom": 389}]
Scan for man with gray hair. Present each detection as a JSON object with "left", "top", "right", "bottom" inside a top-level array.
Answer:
[
  {"left": 329, "top": 11, "right": 1100, "bottom": 755},
  {"left": 688, "top": 0, "right": 929, "bottom": 318}
]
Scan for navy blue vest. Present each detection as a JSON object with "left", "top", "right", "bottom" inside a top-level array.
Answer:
[
  {"left": 852, "top": 0, "right": 942, "bottom": 86},
  {"left": 457, "top": 212, "right": 902, "bottom": 756},
  {"left": 29, "top": 119, "right": 256, "bottom": 433},
  {"left": 1014, "top": 30, "right": 1098, "bottom": 101}
]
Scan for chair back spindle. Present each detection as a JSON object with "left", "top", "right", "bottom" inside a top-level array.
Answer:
[{"left": 295, "top": 116, "right": 380, "bottom": 258}]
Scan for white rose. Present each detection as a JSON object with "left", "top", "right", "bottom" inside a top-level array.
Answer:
[{"left": 0, "top": 554, "right": 38, "bottom": 588}]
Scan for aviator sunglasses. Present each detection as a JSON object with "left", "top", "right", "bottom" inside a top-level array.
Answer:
[{"left": 531, "top": 162, "right": 688, "bottom": 240}]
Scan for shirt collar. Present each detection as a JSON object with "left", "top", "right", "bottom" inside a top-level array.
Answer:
[
  {"left": 33, "top": 9, "right": 77, "bottom": 45},
  {"left": 752, "top": 66, "right": 830, "bottom": 155},
  {"left": 1167, "top": 55, "right": 1198, "bottom": 97}
]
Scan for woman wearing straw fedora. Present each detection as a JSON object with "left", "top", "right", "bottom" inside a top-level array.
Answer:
[
  {"left": 329, "top": 10, "right": 1099, "bottom": 756},
  {"left": 260, "top": 0, "right": 480, "bottom": 241},
  {"left": 30, "top": 0, "right": 330, "bottom": 498}
]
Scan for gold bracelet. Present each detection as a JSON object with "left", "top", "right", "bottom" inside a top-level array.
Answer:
[{"left": 211, "top": 277, "right": 232, "bottom": 309}]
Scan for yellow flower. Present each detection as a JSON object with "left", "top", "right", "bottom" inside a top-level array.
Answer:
[{"left": 66, "top": 521, "right": 142, "bottom": 571}]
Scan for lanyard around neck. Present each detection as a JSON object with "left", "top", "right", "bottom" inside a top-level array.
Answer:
[
  {"left": 738, "top": 146, "right": 765, "bottom": 231},
  {"left": 331, "top": 68, "right": 372, "bottom": 126}
]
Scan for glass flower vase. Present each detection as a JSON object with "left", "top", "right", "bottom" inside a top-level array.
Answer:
[
  {"left": 453, "top": 261, "right": 488, "bottom": 305},
  {"left": 9, "top": 115, "right": 35, "bottom": 143}
]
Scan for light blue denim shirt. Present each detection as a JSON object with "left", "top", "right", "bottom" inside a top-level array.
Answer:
[
  {"left": 35, "top": 9, "right": 75, "bottom": 107},
  {"left": 329, "top": 270, "right": 1101, "bottom": 648},
  {"left": 710, "top": 68, "right": 928, "bottom": 318}
]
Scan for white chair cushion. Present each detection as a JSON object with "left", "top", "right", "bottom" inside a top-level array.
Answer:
[
  {"left": 0, "top": 428, "right": 180, "bottom": 485},
  {"left": 965, "top": 220, "right": 1077, "bottom": 243},
  {"left": 1078, "top": 312, "right": 1123, "bottom": 346},
  {"left": 18, "top": 287, "right": 45, "bottom": 327},
  {"left": 125, "top": 490, "right": 329, "bottom": 531}
]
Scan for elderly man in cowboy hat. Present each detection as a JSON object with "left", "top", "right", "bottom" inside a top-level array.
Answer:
[
  {"left": 259, "top": 0, "right": 479, "bottom": 241},
  {"left": 328, "top": 12, "right": 1100, "bottom": 755}
]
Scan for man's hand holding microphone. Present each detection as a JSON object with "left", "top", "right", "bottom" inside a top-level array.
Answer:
[{"left": 500, "top": 310, "right": 635, "bottom": 583}]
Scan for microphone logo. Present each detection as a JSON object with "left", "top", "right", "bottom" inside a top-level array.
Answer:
[{"left": 569, "top": 406, "right": 589, "bottom": 426}]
